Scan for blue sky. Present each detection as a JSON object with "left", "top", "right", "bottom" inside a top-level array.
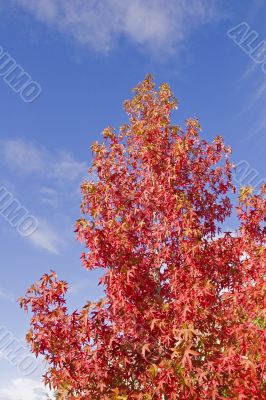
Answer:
[{"left": 0, "top": 1, "right": 265, "bottom": 398}]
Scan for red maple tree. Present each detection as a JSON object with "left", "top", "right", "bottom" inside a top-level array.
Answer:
[{"left": 20, "top": 76, "right": 266, "bottom": 399}]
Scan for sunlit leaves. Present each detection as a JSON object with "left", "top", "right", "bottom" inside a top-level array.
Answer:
[{"left": 20, "top": 76, "right": 266, "bottom": 399}]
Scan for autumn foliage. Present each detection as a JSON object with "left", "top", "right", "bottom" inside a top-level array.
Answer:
[{"left": 20, "top": 76, "right": 266, "bottom": 399}]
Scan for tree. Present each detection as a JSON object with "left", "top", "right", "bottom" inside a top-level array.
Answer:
[{"left": 20, "top": 76, "right": 266, "bottom": 399}]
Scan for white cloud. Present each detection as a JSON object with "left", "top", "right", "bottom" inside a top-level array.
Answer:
[
  {"left": 0, "top": 138, "right": 87, "bottom": 185},
  {"left": 0, "top": 139, "right": 85, "bottom": 254},
  {"left": 0, "top": 288, "right": 14, "bottom": 301},
  {"left": 28, "top": 218, "right": 64, "bottom": 255},
  {"left": 39, "top": 187, "right": 59, "bottom": 208},
  {"left": 0, "top": 140, "right": 44, "bottom": 175},
  {"left": 13, "top": 0, "right": 220, "bottom": 55},
  {"left": 239, "top": 64, "right": 266, "bottom": 142},
  {"left": 0, "top": 378, "right": 54, "bottom": 400},
  {"left": 68, "top": 278, "right": 101, "bottom": 295}
]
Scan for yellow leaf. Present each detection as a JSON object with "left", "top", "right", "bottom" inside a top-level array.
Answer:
[
  {"left": 239, "top": 186, "right": 253, "bottom": 201},
  {"left": 148, "top": 364, "right": 158, "bottom": 378}
]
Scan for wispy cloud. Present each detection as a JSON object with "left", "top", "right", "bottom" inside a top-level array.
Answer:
[
  {"left": 0, "top": 139, "right": 44, "bottom": 175},
  {"left": 0, "top": 138, "right": 87, "bottom": 185},
  {"left": 0, "top": 378, "right": 53, "bottom": 400},
  {"left": 68, "top": 278, "right": 102, "bottom": 295},
  {"left": 38, "top": 187, "right": 59, "bottom": 208},
  {"left": 0, "top": 137, "right": 87, "bottom": 209},
  {"left": 229, "top": 19, "right": 266, "bottom": 145},
  {"left": 239, "top": 64, "right": 266, "bottom": 143},
  {"left": 13, "top": 0, "right": 221, "bottom": 55},
  {"left": 0, "top": 288, "right": 14, "bottom": 302},
  {"left": 0, "top": 139, "right": 82, "bottom": 254},
  {"left": 28, "top": 218, "right": 63, "bottom": 254}
]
